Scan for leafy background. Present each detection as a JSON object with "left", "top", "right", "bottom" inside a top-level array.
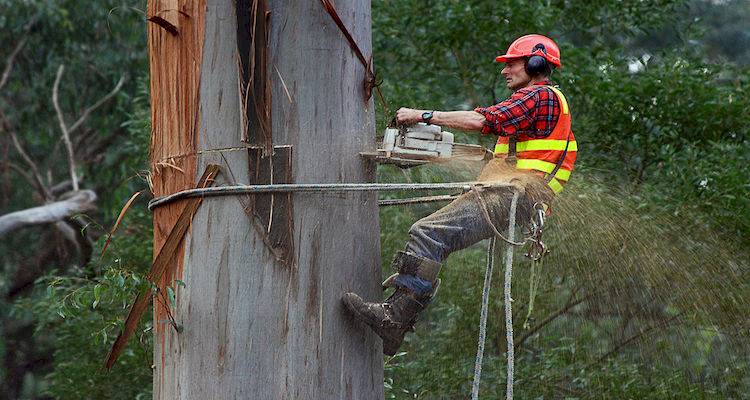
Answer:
[{"left": 0, "top": 0, "right": 748, "bottom": 398}]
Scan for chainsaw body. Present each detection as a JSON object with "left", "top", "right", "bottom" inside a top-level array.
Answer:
[{"left": 362, "top": 123, "right": 488, "bottom": 168}]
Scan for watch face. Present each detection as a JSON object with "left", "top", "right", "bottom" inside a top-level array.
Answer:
[{"left": 422, "top": 111, "right": 433, "bottom": 120}]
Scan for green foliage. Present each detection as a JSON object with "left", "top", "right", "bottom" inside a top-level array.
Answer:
[
  {"left": 565, "top": 49, "right": 750, "bottom": 238},
  {"left": 13, "top": 206, "right": 154, "bottom": 399},
  {"left": 0, "top": 1, "right": 150, "bottom": 394}
]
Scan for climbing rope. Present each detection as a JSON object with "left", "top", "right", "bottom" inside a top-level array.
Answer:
[
  {"left": 147, "top": 181, "right": 515, "bottom": 210},
  {"left": 523, "top": 260, "right": 543, "bottom": 330},
  {"left": 471, "top": 237, "right": 496, "bottom": 399},
  {"left": 502, "top": 191, "right": 520, "bottom": 400},
  {"left": 471, "top": 191, "right": 519, "bottom": 400}
]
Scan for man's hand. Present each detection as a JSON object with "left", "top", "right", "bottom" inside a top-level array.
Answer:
[{"left": 396, "top": 108, "right": 426, "bottom": 126}]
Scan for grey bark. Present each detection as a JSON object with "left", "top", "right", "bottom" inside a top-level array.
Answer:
[
  {"left": 154, "top": 1, "right": 383, "bottom": 399},
  {"left": 0, "top": 190, "right": 96, "bottom": 236}
]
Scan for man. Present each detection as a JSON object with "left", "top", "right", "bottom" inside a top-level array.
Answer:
[{"left": 343, "top": 34, "right": 577, "bottom": 355}]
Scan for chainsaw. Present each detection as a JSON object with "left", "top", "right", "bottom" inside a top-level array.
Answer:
[{"left": 361, "top": 123, "right": 491, "bottom": 168}]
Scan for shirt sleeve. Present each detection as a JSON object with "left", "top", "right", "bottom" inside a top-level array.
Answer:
[{"left": 474, "top": 87, "right": 557, "bottom": 138}]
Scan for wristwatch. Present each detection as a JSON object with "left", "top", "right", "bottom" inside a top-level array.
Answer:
[{"left": 421, "top": 110, "right": 434, "bottom": 124}]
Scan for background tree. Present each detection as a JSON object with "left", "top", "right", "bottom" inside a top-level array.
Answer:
[{"left": 0, "top": 0, "right": 149, "bottom": 398}]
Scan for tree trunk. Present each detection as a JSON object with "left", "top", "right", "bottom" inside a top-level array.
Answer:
[{"left": 148, "top": 1, "right": 382, "bottom": 399}]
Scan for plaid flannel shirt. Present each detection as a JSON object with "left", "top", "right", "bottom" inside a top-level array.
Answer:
[{"left": 474, "top": 79, "right": 560, "bottom": 138}]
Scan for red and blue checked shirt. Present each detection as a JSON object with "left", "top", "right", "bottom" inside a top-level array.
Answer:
[{"left": 474, "top": 79, "right": 560, "bottom": 138}]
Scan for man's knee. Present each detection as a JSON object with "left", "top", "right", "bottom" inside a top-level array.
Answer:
[{"left": 408, "top": 218, "right": 430, "bottom": 239}]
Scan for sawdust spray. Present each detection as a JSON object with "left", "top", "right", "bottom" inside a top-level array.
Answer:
[{"left": 417, "top": 156, "right": 750, "bottom": 386}]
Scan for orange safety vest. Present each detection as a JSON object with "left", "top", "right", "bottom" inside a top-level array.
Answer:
[{"left": 493, "top": 85, "right": 576, "bottom": 194}]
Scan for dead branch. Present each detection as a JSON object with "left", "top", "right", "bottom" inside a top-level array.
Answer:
[
  {"left": 2, "top": 162, "right": 36, "bottom": 193},
  {"left": 514, "top": 289, "right": 595, "bottom": 351},
  {"left": 0, "top": 36, "right": 28, "bottom": 93},
  {"left": 54, "top": 220, "right": 82, "bottom": 255},
  {"left": 52, "top": 65, "right": 126, "bottom": 192},
  {"left": 5, "top": 124, "right": 50, "bottom": 199},
  {"left": 594, "top": 312, "right": 684, "bottom": 365},
  {"left": 0, "top": 190, "right": 97, "bottom": 236},
  {"left": 49, "top": 179, "right": 76, "bottom": 196},
  {"left": 52, "top": 65, "right": 79, "bottom": 191},
  {"left": 67, "top": 75, "right": 126, "bottom": 135}
]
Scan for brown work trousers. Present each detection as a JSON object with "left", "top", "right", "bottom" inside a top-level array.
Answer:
[{"left": 404, "top": 159, "right": 554, "bottom": 262}]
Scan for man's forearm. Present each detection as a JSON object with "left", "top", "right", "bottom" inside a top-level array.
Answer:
[
  {"left": 396, "top": 107, "right": 486, "bottom": 133},
  {"left": 431, "top": 111, "right": 485, "bottom": 132}
]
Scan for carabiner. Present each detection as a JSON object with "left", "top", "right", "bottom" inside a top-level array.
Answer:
[{"left": 525, "top": 202, "right": 550, "bottom": 261}]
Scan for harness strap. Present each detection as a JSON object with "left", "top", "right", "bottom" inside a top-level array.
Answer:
[
  {"left": 545, "top": 129, "right": 571, "bottom": 184},
  {"left": 506, "top": 135, "right": 518, "bottom": 166}
]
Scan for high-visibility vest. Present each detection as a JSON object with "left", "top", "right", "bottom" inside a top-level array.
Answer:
[{"left": 493, "top": 85, "right": 576, "bottom": 194}]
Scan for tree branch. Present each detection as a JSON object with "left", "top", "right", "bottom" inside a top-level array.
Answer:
[
  {"left": 594, "top": 312, "right": 684, "bottom": 364},
  {"left": 52, "top": 64, "right": 79, "bottom": 191},
  {"left": 67, "top": 75, "right": 126, "bottom": 135},
  {"left": 2, "top": 161, "right": 32, "bottom": 186},
  {"left": 514, "top": 289, "right": 595, "bottom": 351},
  {"left": 52, "top": 66, "right": 126, "bottom": 192},
  {"left": 4, "top": 123, "right": 51, "bottom": 199},
  {"left": 0, "top": 190, "right": 97, "bottom": 236},
  {"left": 0, "top": 36, "right": 28, "bottom": 93}
]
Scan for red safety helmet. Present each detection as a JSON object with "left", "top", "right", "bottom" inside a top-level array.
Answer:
[{"left": 495, "top": 34, "right": 562, "bottom": 68}]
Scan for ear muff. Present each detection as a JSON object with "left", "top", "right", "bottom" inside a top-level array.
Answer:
[{"left": 525, "top": 43, "right": 549, "bottom": 76}]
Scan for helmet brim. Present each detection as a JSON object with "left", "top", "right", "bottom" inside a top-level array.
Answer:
[{"left": 495, "top": 54, "right": 524, "bottom": 63}]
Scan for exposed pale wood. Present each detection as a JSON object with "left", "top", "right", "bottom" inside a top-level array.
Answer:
[
  {"left": 0, "top": 190, "right": 96, "bottom": 236},
  {"left": 151, "top": 1, "right": 383, "bottom": 399}
]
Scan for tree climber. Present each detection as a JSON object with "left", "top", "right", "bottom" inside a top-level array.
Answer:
[{"left": 343, "top": 34, "right": 578, "bottom": 355}]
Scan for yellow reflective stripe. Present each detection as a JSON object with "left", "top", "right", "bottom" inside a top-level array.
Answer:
[
  {"left": 516, "top": 159, "right": 572, "bottom": 181},
  {"left": 548, "top": 178, "right": 564, "bottom": 193},
  {"left": 546, "top": 86, "right": 569, "bottom": 115},
  {"left": 494, "top": 140, "right": 577, "bottom": 154}
]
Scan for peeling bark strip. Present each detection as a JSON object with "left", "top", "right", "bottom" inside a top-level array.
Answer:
[
  {"left": 246, "top": 147, "right": 294, "bottom": 265},
  {"left": 104, "top": 165, "right": 220, "bottom": 370},
  {"left": 237, "top": 0, "right": 272, "bottom": 151},
  {"left": 147, "top": 16, "right": 179, "bottom": 36}
]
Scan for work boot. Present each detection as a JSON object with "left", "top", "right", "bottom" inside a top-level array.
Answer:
[{"left": 342, "top": 251, "right": 441, "bottom": 356}]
